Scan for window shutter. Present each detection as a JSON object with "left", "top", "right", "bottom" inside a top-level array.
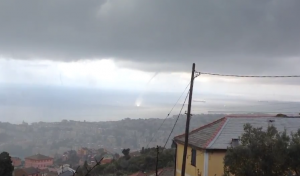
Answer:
[{"left": 191, "top": 149, "right": 196, "bottom": 166}]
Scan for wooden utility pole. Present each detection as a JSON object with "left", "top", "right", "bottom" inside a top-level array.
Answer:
[
  {"left": 181, "top": 63, "right": 195, "bottom": 176},
  {"left": 156, "top": 145, "right": 159, "bottom": 176}
]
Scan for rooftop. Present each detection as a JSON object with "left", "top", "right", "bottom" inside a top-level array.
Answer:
[
  {"left": 22, "top": 167, "right": 39, "bottom": 175},
  {"left": 25, "top": 153, "right": 53, "bottom": 160},
  {"left": 129, "top": 171, "right": 147, "bottom": 176},
  {"left": 58, "top": 170, "right": 75, "bottom": 176},
  {"left": 174, "top": 115, "right": 300, "bottom": 150},
  {"left": 158, "top": 168, "right": 174, "bottom": 176},
  {"left": 101, "top": 158, "right": 113, "bottom": 164}
]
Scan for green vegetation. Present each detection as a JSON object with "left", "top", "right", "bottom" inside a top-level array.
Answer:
[
  {"left": 224, "top": 124, "right": 300, "bottom": 176},
  {"left": 122, "top": 148, "right": 131, "bottom": 160},
  {"left": 0, "top": 152, "right": 14, "bottom": 176},
  {"left": 76, "top": 147, "right": 175, "bottom": 176}
]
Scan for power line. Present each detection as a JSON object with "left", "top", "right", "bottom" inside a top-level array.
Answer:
[
  {"left": 163, "top": 90, "right": 190, "bottom": 149},
  {"left": 195, "top": 71, "right": 300, "bottom": 78},
  {"left": 143, "top": 89, "right": 189, "bottom": 174},
  {"left": 146, "top": 83, "right": 190, "bottom": 148}
]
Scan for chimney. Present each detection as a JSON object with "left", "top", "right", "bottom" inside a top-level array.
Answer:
[{"left": 231, "top": 138, "right": 240, "bottom": 147}]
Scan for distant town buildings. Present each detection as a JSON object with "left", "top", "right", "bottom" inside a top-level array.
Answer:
[
  {"left": 11, "top": 157, "right": 22, "bottom": 167},
  {"left": 77, "top": 147, "right": 89, "bottom": 156},
  {"left": 25, "top": 154, "right": 54, "bottom": 169},
  {"left": 10, "top": 142, "right": 174, "bottom": 176},
  {"left": 57, "top": 164, "right": 76, "bottom": 176},
  {"left": 14, "top": 167, "right": 40, "bottom": 176}
]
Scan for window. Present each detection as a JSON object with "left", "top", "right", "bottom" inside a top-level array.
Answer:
[{"left": 191, "top": 149, "right": 196, "bottom": 166}]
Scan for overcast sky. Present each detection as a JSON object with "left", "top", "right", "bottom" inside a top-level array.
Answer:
[{"left": 1, "top": 0, "right": 300, "bottom": 123}]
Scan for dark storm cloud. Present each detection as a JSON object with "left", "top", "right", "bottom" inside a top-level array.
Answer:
[{"left": 0, "top": 0, "right": 300, "bottom": 74}]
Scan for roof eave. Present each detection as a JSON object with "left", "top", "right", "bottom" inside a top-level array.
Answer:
[
  {"left": 174, "top": 140, "right": 229, "bottom": 150},
  {"left": 174, "top": 140, "right": 205, "bottom": 150}
]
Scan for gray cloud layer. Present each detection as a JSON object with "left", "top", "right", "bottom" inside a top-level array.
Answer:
[{"left": 1, "top": 0, "right": 300, "bottom": 74}]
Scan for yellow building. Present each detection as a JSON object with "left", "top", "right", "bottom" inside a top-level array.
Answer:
[
  {"left": 173, "top": 115, "right": 299, "bottom": 176},
  {"left": 77, "top": 147, "right": 89, "bottom": 156}
]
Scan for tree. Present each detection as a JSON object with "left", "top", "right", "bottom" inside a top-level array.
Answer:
[
  {"left": 141, "top": 147, "right": 145, "bottom": 154},
  {"left": 0, "top": 152, "right": 14, "bottom": 176},
  {"left": 143, "top": 156, "right": 156, "bottom": 171},
  {"left": 91, "top": 164, "right": 106, "bottom": 176},
  {"left": 104, "top": 163, "right": 116, "bottom": 173},
  {"left": 288, "top": 129, "right": 300, "bottom": 175},
  {"left": 114, "top": 153, "right": 120, "bottom": 159},
  {"left": 84, "top": 146, "right": 174, "bottom": 175},
  {"left": 82, "top": 161, "right": 90, "bottom": 176},
  {"left": 66, "top": 150, "right": 79, "bottom": 166},
  {"left": 83, "top": 160, "right": 89, "bottom": 168},
  {"left": 224, "top": 124, "right": 290, "bottom": 176},
  {"left": 122, "top": 148, "right": 131, "bottom": 160}
]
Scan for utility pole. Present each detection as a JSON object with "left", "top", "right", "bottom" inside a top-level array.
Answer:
[
  {"left": 181, "top": 63, "right": 195, "bottom": 176},
  {"left": 156, "top": 145, "right": 159, "bottom": 176}
]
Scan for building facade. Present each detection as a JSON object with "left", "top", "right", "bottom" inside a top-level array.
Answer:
[
  {"left": 77, "top": 147, "right": 89, "bottom": 156},
  {"left": 25, "top": 154, "right": 53, "bottom": 169},
  {"left": 174, "top": 115, "right": 300, "bottom": 176},
  {"left": 11, "top": 157, "right": 22, "bottom": 167}
]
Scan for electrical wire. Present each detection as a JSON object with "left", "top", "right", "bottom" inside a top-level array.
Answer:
[
  {"left": 163, "top": 90, "right": 190, "bottom": 149},
  {"left": 195, "top": 71, "right": 300, "bottom": 78},
  {"left": 142, "top": 88, "right": 190, "bottom": 173},
  {"left": 194, "top": 70, "right": 300, "bottom": 113},
  {"left": 145, "top": 83, "right": 190, "bottom": 148}
]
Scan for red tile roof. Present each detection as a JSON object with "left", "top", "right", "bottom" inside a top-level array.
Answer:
[
  {"left": 129, "top": 172, "right": 147, "bottom": 176},
  {"left": 158, "top": 168, "right": 174, "bottom": 176},
  {"left": 101, "top": 158, "right": 113, "bottom": 164},
  {"left": 25, "top": 154, "right": 53, "bottom": 160},
  {"left": 23, "top": 167, "right": 40, "bottom": 175}
]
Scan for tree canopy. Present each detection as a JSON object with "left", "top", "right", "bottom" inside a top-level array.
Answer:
[
  {"left": 122, "top": 148, "right": 131, "bottom": 160},
  {"left": 0, "top": 152, "right": 14, "bottom": 176},
  {"left": 88, "top": 147, "right": 175, "bottom": 176},
  {"left": 224, "top": 124, "right": 300, "bottom": 176}
]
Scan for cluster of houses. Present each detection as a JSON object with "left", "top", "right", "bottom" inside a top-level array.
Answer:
[
  {"left": 11, "top": 146, "right": 169, "bottom": 176},
  {"left": 12, "top": 147, "right": 116, "bottom": 176},
  {"left": 13, "top": 154, "right": 56, "bottom": 176},
  {"left": 76, "top": 147, "right": 115, "bottom": 166}
]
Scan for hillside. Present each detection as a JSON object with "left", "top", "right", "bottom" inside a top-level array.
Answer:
[{"left": 0, "top": 114, "right": 224, "bottom": 158}]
